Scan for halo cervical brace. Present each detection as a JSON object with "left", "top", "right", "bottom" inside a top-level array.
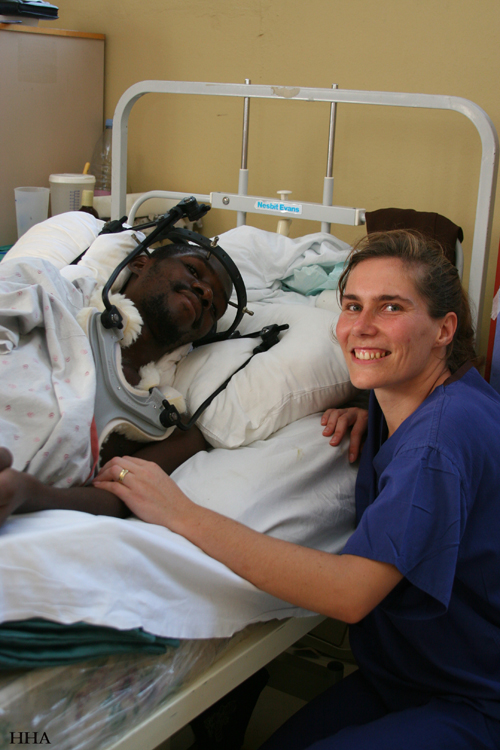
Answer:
[{"left": 87, "top": 310, "right": 176, "bottom": 447}]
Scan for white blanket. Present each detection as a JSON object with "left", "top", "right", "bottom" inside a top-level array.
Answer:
[
  {"left": 0, "top": 413, "right": 356, "bottom": 638},
  {"left": 0, "top": 257, "right": 98, "bottom": 486}
]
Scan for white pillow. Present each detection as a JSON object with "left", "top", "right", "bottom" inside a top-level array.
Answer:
[
  {"left": 6, "top": 212, "right": 141, "bottom": 292},
  {"left": 5, "top": 212, "right": 104, "bottom": 268},
  {"left": 216, "top": 225, "right": 351, "bottom": 295},
  {"left": 173, "top": 301, "right": 357, "bottom": 448}
]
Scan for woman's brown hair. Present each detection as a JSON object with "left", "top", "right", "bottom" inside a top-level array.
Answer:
[{"left": 337, "top": 230, "right": 479, "bottom": 373}]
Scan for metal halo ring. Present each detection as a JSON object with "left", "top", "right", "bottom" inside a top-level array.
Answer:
[{"left": 118, "top": 468, "right": 130, "bottom": 484}]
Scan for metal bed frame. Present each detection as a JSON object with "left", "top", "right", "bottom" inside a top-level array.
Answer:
[
  {"left": 111, "top": 81, "right": 498, "bottom": 348},
  {"left": 101, "top": 82, "right": 499, "bottom": 749},
  {"left": 106, "top": 615, "right": 324, "bottom": 750}
]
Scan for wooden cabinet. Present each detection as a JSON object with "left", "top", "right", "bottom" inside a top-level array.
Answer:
[{"left": 0, "top": 24, "right": 105, "bottom": 244}]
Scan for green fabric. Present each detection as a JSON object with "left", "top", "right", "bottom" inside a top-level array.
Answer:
[
  {"left": 0, "top": 618, "right": 179, "bottom": 669},
  {"left": 281, "top": 262, "right": 345, "bottom": 296}
]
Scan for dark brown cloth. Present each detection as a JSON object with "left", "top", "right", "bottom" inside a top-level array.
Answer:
[{"left": 365, "top": 208, "right": 464, "bottom": 266}]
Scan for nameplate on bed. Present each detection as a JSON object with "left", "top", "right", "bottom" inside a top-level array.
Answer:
[
  {"left": 254, "top": 199, "right": 302, "bottom": 215},
  {"left": 210, "top": 192, "right": 365, "bottom": 226}
]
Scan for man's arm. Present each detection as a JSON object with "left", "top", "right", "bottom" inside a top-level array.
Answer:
[
  {"left": 95, "top": 455, "right": 403, "bottom": 624},
  {"left": 0, "top": 463, "right": 129, "bottom": 527},
  {"left": 0, "top": 426, "right": 208, "bottom": 527},
  {"left": 100, "top": 425, "right": 208, "bottom": 474}
]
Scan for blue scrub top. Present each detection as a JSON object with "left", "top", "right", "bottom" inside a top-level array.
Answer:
[{"left": 343, "top": 364, "right": 500, "bottom": 719}]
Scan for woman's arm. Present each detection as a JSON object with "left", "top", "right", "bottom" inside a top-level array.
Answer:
[{"left": 94, "top": 456, "right": 402, "bottom": 624}]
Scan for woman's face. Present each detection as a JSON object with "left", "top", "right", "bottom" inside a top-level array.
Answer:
[{"left": 336, "top": 257, "right": 454, "bottom": 394}]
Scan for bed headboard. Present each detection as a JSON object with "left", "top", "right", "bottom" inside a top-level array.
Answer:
[{"left": 110, "top": 81, "right": 498, "bottom": 347}]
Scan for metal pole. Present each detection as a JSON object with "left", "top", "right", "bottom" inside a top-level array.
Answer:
[
  {"left": 322, "top": 84, "right": 338, "bottom": 233},
  {"left": 326, "top": 83, "right": 338, "bottom": 179},
  {"left": 241, "top": 78, "right": 251, "bottom": 170},
  {"left": 237, "top": 78, "right": 251, "bottom": 227}
]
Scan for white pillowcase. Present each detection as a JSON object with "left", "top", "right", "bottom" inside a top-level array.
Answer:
[
  {"left": 6, "top": 212, "right": 142, "bottom": 295},
  {"left": 5, "top": 212, "right": 104, "bottom": 268},
  {"left": 215, "top": 225, "right": 351, "bottom": 300},
  {"left": 173, "top": 301, "right": 357, "bottom": 448}
]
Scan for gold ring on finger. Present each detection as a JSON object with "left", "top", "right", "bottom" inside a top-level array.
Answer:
[{"left": 118, "top": 468, "right": 130, "bottom": 484}]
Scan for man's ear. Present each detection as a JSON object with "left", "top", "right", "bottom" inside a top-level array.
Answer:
[{"left": 127, "top": 254, "right": 151, "bottom": 277}]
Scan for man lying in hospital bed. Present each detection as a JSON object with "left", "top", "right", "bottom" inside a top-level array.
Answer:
[
  {"left": 0, "top": 202, "right": 365, "bottom": 748},
  {"left": 0, "top": 208, "right": 234, "bottom": 527},
  {"left": 0, "top": 207, "right": 360, "bottom": 654}
]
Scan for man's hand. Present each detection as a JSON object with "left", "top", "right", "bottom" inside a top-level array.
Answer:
[
  {"left": 0, "top": 446, "right": 130, "bottom": 525},
  {"left": 0, "top": 448, "right": 31, "bottom": 527},
  {"left": 321, "top": 407, "right": 368, "bottom": 462}
]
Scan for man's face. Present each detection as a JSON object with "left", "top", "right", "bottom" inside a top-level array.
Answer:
[{"left": 125, "top": 250, "right": 232, "bottom": 349}]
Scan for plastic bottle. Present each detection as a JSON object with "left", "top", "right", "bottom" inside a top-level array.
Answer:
[
  {"left": 89, "top": 119, "right": 113, "bottom": 195},
  {"left": 79, "top": 189, "right": 99, "bottom": 218}
]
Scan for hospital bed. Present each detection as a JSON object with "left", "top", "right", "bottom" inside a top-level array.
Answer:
[{"left": 0, "top": 81, "right": 498, "bottom": 750}]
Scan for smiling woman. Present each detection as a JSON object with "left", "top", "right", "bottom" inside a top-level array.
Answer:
[
  {"left": 336, "top": 243, "right": 456, "bottom": 435},
  {"left": 94, "top": 229, "right": 500, "bottom": 749},
  {"left": 337, "top": 230, "right": 477, "bottom": 374}
]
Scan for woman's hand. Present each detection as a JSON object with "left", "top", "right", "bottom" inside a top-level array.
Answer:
[
  {"left": 321, "top": 407, "right": 368, "bottom": 462},
  {"left": 94, "top": 451, "right": 402, "bottom": 624},
  {"left": 93, "top": 456, "right": 193, "bottom": 530}
]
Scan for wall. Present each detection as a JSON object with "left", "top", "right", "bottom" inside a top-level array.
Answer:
[
  {"left": 0, "top": 26, "right": 104, "bottom": 245},
  {"left": 43, "top": 0, "right": 500, "bottom": 352}
]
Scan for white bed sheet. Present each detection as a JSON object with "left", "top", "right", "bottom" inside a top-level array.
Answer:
[{"left": 0, "top": 413, "right": 356, "bottom": 639}]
